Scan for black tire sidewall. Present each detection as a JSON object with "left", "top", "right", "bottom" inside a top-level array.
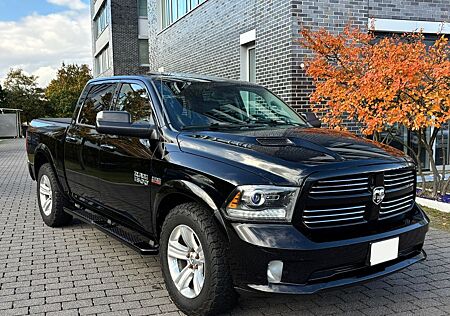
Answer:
[{"left": 36, "top": 164, "right": 71, "bottom": 227}]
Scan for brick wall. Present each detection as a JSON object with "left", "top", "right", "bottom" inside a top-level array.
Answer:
[
  {"left": 148, "top": 0, "right": 295, "bottom": 104},
  {"left": 110, "top": 0, "right": 149, "bottom": 76}
]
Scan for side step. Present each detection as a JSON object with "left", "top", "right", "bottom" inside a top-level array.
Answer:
[{"left": 64, "top": 206, "right": 159, "bottom": 255}]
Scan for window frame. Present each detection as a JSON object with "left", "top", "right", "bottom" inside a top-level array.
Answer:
[
  {"left": 112, "top": 81, "right": 158, "bottom": 126},
  {"left": 246, "top": 44, "right": 256, "bottom": 83},
  {"left": 76, "top": 82, "right": 119, "bottom": 128},
  {"left": 94, "top": 3, "right": 109, "bottom": 39},
  {"left": 95, "top": 46, "right": 111, "bottom": 76}
]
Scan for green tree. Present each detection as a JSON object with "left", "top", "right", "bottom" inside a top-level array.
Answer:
[
  {"left": 3, "top": 68, "right": 49, "bottom": 123},
  {"left": 0, "top": 83, "right": 7, "bottom": 107},
  {"left": 46, "top": 63, "right": 92, "bottom": 117}
]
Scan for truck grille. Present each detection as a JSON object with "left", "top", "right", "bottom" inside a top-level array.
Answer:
[
  {"left": 380, "top": 193, "right": 414, "bottom": 219},
  {"left": 303, "top": 204, "right": 366, "bottom": 227},
  {"left": 309, "top": 176, "right": 369, "bottom": 197},
  {"left": 384, "top": 169, "right": 415, "bottom": 192},
  {"left": 301, "top": 168, "right": 415, "bottom": 229}
]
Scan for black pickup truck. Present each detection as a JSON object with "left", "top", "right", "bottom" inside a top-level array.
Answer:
[{"left": 26, "top": 74, "right": 429, "bottom": 315}]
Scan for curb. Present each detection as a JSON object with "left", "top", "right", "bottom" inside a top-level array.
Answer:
[{"left": 416, "top": 197, "right": 450, "bottom": 213}]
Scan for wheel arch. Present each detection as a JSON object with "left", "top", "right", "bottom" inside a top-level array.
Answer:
[
  {"left": 153, "top": 180, "right": 229, "bottom": 241},
  {"left": 34, "top": 144, "right": 66, "bottom": 195}
]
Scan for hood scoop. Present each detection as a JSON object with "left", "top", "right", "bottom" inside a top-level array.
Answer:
[{"left": 256, "top": 137, "right": 294, "bottom": 147}]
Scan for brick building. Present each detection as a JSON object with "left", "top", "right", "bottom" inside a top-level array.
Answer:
[{"left": 90, "top": 0, "right": 449, "bottom": 168}]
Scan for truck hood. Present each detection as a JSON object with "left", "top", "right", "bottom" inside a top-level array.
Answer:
[{"left": 177, "top": 127, "right": 411, "bottom": 185}]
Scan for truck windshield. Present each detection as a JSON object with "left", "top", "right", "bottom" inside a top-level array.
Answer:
[{"left": 153, "top": 79, "right": 307, "bottom": 131}]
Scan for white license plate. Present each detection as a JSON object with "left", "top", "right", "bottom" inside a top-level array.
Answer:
[{"left": 370, "top": 237, "right": 399, "bottom": 266}]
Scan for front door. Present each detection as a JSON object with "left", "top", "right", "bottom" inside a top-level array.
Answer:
[
  {"left": 64, "top": 82, "right": 116, "bottom": 206},
  {"left": 98, "top": 81, "right": 156, "bottom": 232}
]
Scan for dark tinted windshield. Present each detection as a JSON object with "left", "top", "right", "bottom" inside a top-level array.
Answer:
[{"left": 153, "top": 79, "right": 307, "bottom": 130}]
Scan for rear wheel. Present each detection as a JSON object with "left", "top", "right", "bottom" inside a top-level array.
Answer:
[
  {"left": 37, "top": 163, "right": 72, "bottom": 227},
  {"left": 160, "top": 202, "right": 237, "bottom": 315}
]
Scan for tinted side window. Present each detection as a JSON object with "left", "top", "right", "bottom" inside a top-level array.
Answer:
[
  {"left": 78, "top": 83, "right": 116, "bottom": 126},
  {"left": 116, "top": 83, "right": 154, "bottom": 124}
]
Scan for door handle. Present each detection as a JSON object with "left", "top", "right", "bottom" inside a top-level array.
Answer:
[
  {"left": 66, "top": 136, "right": 79, "bottom": 143},
  {"left": 100, "top": 144, "right": 116, "bottom": 151}
]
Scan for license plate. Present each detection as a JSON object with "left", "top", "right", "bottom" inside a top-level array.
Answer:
[{"left": 370, "top": 237, "right": 399, "bottom": 266}]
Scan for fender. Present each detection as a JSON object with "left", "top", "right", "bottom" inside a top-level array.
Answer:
[
  {"left": 34, "top": 143, "right": 69, "bottom": 197},
  {"left": 153, "top": 179, "right": 229, "bottom": 238}
]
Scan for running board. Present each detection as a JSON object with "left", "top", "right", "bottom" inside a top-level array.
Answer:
[{"left": 64, "top": 206, "right": 159, "bottom": 255}]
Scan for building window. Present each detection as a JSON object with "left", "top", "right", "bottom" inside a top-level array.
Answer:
[
  {"left": 95, "top": 46, "right": 110, "bottom": 75},
  {"left": 139, "top": 39, "right": 149, "bottom": 65},
  {"left": 161, "top": 0, "right": 206, "bottom": 28},
  {"left": 240, "top": 42, "right": 256, "bottom": 83},
  {"left": 138, "top": 0, "right": 148, "bottom": 17},
  {"left": 94, "top": 4, "right": 109, "bottom": 38}
]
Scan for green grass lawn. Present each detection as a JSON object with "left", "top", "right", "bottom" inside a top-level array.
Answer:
[{"left": 421, "top": 206, "right": 450, "bottom": 233}]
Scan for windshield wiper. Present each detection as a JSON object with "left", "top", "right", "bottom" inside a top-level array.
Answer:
[
  {"left": 246, "top": 118, "right": 305, "bottom": 127},
  {"left": 181, "top": 123, "right": 262, "bottom": 131}
]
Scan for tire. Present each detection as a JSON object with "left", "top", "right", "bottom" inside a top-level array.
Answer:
[
  {"left": 160, "top": 202, "right": 237, "bottom": 316},
  {"left": 37, "top": 163, "right": 72, "bottom": 227}
]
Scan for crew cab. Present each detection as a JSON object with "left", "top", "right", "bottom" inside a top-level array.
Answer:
[{"left": 26, "top": 74, "right": 429, "bottom": 315}]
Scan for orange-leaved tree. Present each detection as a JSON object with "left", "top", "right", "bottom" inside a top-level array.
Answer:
[{"left": 300, "top": 26, "right": 450, "bottom": 198}]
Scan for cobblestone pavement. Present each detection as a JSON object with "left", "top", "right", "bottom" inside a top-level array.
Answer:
[{"left": 0, "top": 138, "right": 449, "bottom": 316}]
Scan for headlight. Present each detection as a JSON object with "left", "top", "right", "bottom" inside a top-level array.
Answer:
[{"left": 225, "top": 185, "right": 300, "bottom": 221}]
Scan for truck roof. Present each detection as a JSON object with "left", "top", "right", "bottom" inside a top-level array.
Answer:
[{"left": 88, "top": 73, "right": 259, "bottom": 86}]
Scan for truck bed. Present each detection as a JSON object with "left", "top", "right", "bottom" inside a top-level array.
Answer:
[{"left": 30, "top": 117, "right": 72, "bottom": 128}]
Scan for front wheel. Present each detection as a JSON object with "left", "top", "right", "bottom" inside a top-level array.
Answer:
[{"left": 160, "top": 202, "right": 237, "bottom": 315}]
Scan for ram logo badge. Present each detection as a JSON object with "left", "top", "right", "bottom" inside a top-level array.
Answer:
[{"left": 372, "top": 186, "right": 385, "bottom": 205}]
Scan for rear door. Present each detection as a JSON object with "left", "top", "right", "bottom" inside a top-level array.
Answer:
[
  {"left": 97, "top": 80, "right": 156, "bottom": 231},
  {"left": 64, "top": 82, "right": 117, "bottom": 205}
]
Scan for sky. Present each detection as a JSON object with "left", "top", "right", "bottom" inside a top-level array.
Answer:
[{"left": 0, "top": 0, "right": 91, "bottom": 87}]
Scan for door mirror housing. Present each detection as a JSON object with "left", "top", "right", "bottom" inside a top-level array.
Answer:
[
  {"left": 303, "top": 112, "right": 322, "bottom": 128},
  {"left": 96, "top": 111, "right": 156, "bottom": 138}
]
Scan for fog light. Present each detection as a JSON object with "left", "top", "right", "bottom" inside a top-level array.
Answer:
[{"left": 267, "top": 260, "right": 283, "bottom": 284}]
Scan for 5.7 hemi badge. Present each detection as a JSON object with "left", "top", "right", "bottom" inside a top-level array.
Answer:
[{"left": 134, "top": 171, "right": 149, "bottom": 185}]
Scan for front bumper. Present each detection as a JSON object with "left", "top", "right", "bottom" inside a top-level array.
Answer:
[{"left": 225, "top": 204, "right": 429, "bottom": 294}]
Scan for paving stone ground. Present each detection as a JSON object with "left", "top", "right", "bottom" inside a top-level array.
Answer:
[{"left": 0, "top": 138, "right": 449, "bottom": 316}]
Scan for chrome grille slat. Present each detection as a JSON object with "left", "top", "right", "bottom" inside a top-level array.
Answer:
[
  {"left": 304, "top": 216, "right": 364, "bottom": 225},
  {"left": 312, "top": 182, "right": 368, "bottom": 189},
  {"left": 303, "top": 205, "right": 365, "bottom": 213},
  {"left": 317, "top": 177, "right": 367, "bottom": 183},
  {"left": 382, "top": 194, "right": 414, "bottom": 205},
  {"left": 380, "top": 199, "right": 413, "bottom": 210},
  {"left": 385, "top": 178, "right": 415, "bottom": 187},
  {"left": 303, "top": 211, "right": 365, "bottom": 219},
  {"left": 384, "top": 170, "right": 413, "bottom": 178},
  {"left": 310, "top": 187, "right": 368, "bottom": 194},
  {"left": 380, "top": 203, "right": 413, "bottom": 215},
  {"left": 384, "top": 174, "right": 414, "bottom": 182},
  {"left": 385, "top": 183, "right": 414, "bottom": 192}
]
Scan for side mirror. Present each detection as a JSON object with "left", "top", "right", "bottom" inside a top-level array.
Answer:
[
  {"left": 304, "top": 112, "right": 321, "bottom": 128},
  {"left": 96, "top": 111, "right": 156, "bottom": 138}
]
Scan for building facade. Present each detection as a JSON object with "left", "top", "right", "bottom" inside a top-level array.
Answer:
[
  {"left": 90, "top": 0, "right": 449, "bottom": 168},
  {"left": 91, "top": 0, "right": 151, "bottom": 77}
]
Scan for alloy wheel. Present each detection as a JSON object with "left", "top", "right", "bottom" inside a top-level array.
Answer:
[
  {"left": 39, "top": 174, "right": 53, "bottom": 216},
  {"left": 167, "top": 224, "right": 205, "bottom": 298}
]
